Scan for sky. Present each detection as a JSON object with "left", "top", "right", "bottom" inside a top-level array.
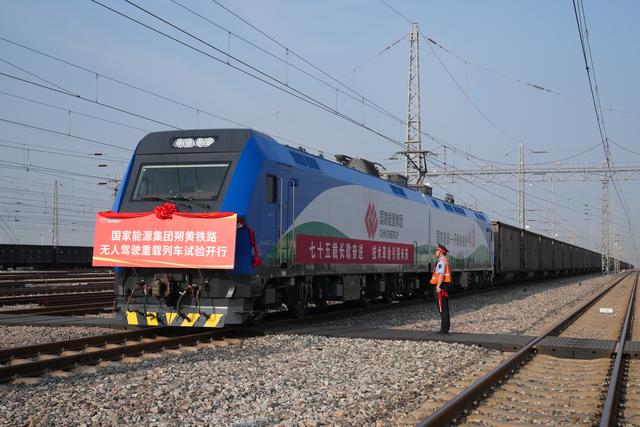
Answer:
[{"left": 0, "top": 0, "right": 638, "bottom": 264}]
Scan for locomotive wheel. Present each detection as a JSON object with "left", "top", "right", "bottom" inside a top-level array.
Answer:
[
  {"left": 290, "top": 302, "right": 308, "bottom": 318},
  {"left": 359, "top": 293, "right": 370, "bottom": 307},
  {"left": 315, "top": 299, "right": 328, "bottom": 309},
  {"left": 383, "top": 292, "right": 396, "bottom": 304},
  {"left": 248, "top": 310, "right": 266, "bottom": 325}
]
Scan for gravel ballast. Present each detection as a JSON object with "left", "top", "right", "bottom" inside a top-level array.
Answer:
[
  {"left": 0, "top": 273, "right": 617, "bottom": 425},
  {"left": 315, "top": 274, "right": 612, "bottom": 335},
  {"left": 1, "top": 334, "right": 498, "bottom": 426}
]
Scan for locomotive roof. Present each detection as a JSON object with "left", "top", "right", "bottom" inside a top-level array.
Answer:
[{"left": 133, "top": 128, "right": 489, "bottom": 220}]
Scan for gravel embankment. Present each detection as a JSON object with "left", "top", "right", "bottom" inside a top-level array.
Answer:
[
  {"left": 0, "top": 334, "right": 498, "bottom": 426},
  {"left": 0, "top": 325, "right": 116, "bottom": 349},
  {"left": 315, "top": 274, "right": 612, "bottom": 335}
]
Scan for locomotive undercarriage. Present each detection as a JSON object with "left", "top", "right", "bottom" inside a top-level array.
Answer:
[
  {"left": 115, "top": 268, "right": 258, "bottom": 327},
  {"left": 252, "top": 272, "right": 426, "bottom": 319},
  {"left": 116, "top": 267, "right": 495, "bottom": 327}
]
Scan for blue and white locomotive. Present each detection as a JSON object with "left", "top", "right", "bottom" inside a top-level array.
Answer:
[{"left": 111, "top": 129, "right": 493, "bottom": 327}]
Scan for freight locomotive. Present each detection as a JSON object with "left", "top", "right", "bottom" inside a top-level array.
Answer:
[{"left": 107, "top": 129, "right": 628, "bottom": 328}]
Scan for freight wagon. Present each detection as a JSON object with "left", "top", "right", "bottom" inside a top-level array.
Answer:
[
  {"left": 491, "top": 222, "right": 603, "bottom": 283},
  {"left": 0, "top": 244, "right": 93, "bottom": 270}
]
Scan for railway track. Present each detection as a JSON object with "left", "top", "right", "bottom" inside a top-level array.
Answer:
[
  {"left": 1, "top": 291, "right": 115, "bottom": 317},
  {"left": 0, "top": 273, "right": 623, "bottom": 390},
  {"left": 0, "top": 271, "right": 114, "bottom": 289},
  {"left": 2, "top": 302, "right": 114, "bottom": 316},
  {"left": 623, "top": 276, "right": 640, "bottom": 425},
  {"left": 0, "top": 327, "right": 244, "bottom": 384},
  {"left": 0, "top": 289, "right": 114, "bottom": 306},
  {"left": 0, "top": 283, "right": 113, "bottom": 298},
  {"left": 413, "top": 270, "right": 638, "bottom": 427}
]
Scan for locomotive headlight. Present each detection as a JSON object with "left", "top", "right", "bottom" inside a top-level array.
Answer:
[
  {"left": 172, "top": 137, "right": 215, "bottom": 148},
  {"left": 196, "top": 137, "right": 215, "bottom": 147}
]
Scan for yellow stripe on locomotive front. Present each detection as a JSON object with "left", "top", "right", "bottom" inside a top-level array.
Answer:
[{"left": 124, "top": 311, "right": 224, "bottom": 328}]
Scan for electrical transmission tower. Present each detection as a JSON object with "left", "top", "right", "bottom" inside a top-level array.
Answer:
[
  {"left": 425, "top": 162, "right": 640, "bottom": 273},
  {"left": 402, "top": 23, "right": 428, "bottom": 186},
  {"left": 52, "top": 180, "right": 59, "bottom": 247},
  {"left": 600, "top": 175, "right": 610, "bottom": 274}
]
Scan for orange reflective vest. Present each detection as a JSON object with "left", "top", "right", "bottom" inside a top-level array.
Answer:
[{"left": 430, "top": 255, "right": 452, "bottom": 284}]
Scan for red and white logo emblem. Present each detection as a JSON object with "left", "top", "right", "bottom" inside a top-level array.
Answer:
[{"left": 364, "top": 202, "right": 378, "bottom": 239}]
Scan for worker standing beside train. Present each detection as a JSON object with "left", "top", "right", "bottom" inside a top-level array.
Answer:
[{"left": 430, "top": 244, "right": 452, "bottom": 334}]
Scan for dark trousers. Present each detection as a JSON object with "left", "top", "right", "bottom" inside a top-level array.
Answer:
[
  {"left": 438, "top": 294, "right": 450, "bottom": 332},
  {"left": 436, "top": 284, "right": 451, "bottom": 332}
]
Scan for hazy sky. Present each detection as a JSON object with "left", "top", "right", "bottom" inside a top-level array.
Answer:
[{"left": 1, "top": 1, "right": 638, "bottom": 264}]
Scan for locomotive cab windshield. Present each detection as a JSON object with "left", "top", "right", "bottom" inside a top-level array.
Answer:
[{"left": 132, "top": 163, "right": 230, "bottom": 201}]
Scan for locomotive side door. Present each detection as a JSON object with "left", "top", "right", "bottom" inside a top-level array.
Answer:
[{"left": 276, "top": 164, "right": 292, "bottom": 268}]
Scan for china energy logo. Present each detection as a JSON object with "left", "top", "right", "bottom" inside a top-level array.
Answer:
[{"left": 364, "top": 202, "right": 378, "bottom": 239}]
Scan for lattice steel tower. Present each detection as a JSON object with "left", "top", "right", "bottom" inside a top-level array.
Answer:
[
  {"left": 601, "top": 175, "right": 610, "bottom": 274},
  {"left": 404, "top": 23, "right": 425, "bottom": 185},
  {"left": 52, "top": 180, "right": 59, "bottom": 247}
]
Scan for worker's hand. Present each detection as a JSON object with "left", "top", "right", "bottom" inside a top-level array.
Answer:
[{"left": 436, "top": 286, "right": 441, "bottom": 293}]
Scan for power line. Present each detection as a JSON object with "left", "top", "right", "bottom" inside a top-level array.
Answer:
[
  {"left": 0, "top": 137, "right": 129, "bottom": 162},
  {"left": 0, "top": 158, "right": 118, "bottom": 181},
  {"left": 423, "top": 34, "right": 521, "bottom": 144},
  {"left": 90, "top": 0, "right": 405, "bottom": 149},
  {"left": 100, "top": 0, "right": 521, "bottom": 168},
  {"left": 0, "top": 114, "right": 133, "bottom": 152},
  {"left": 0, "top": 89, "right": 152, "bottom": 133},
  {"left": 0, "top": 142, "right": 126, "bottom": 164},
  {"left": 0, "top": 36, "right": 338, "bottom": 157},
  {"left": 0, "top": 71, "right": 180, "bottom": 133},
  {"left": 171, "top": 0, "right": 403, "bottom": 123},
  {"left": 376, "top": 0, "right": 522, "bottom": 145},
  {"left": 609, "top": 138, "right": 640, "bottom": 157},
  {"left": 0, "top": 56, "right": 72, "bottom": 94},
  {"left": 571, "top": 0, "right": 637, "bottom": 264},
  {"left": 208, "top": 0, "right": 528, "bottom": 167}
]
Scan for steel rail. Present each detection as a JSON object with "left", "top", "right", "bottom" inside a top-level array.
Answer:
[
  {"left": 2, "top": 302, "right": 113, "bottom": 316},
  {"left": 0, "top": 276, "right": 115, "bottom": 289},
  {"left": 38, "top": 293, "right": 114, "bottom": 307},
  {"left": 600, "top": 271, "right": 638, "bottom": 426},
  {"left": 0, "top": 290, "right": 113, "bottom": 306},
  {"left": 416, "top": 271, "right": 633, "bottom": 427},
  {"left": 0, "top": 327, "right": 170, "bottom": 363},
  {"left": 0, "top": 327, "right": 236, "bottom": 382},
  {"left": 0, "top": 283, "right": 112, "bottom": 297}
]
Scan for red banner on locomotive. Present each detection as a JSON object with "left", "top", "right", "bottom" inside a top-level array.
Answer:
[{"left": 92, "top": 204, "right": 237, "bottom": 269}]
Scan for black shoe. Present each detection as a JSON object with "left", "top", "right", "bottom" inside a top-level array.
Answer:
[{"left": 436, "top": 330, "right": 449, "bottom": 335}]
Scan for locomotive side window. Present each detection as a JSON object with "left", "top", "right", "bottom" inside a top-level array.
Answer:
[
  {"left": 266, "top": 174, "right": 277, "bottom": 203},
  {"left": 132, "top": 163, "right": 229, "bottom": 200}
]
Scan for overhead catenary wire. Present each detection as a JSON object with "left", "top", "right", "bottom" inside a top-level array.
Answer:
[
  {"left": 377, "top": 0, "right": 636, "bottom": 261},
  {"left": 118, "top": 0, "right": 524, "bottom": 167},
  {"left": 0, "top": 89, "right": 152, "bottom": 134},
  {"left": 0, "top": 72, "right": 180, "bottom": 134},
  {"left": 0, "top": 114, "right": 133, "bottom": 152},
  {"left": 377, "top": 0, "right": 640, "bottom": 117},
  {"left": 571, "top": 0, "right": 637, "bottom": 261},
  {"left": 0, "top": 137, "right": 129, "bottom": 162},
  {"left": 89, "top": 0, "right": 406, "bottom": 149},
  {"left": 207, "top": 0, "right": 531, "bottom": 168},
  {"left": 0, "top": 36, "right": 335, "bottom": 158}
]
